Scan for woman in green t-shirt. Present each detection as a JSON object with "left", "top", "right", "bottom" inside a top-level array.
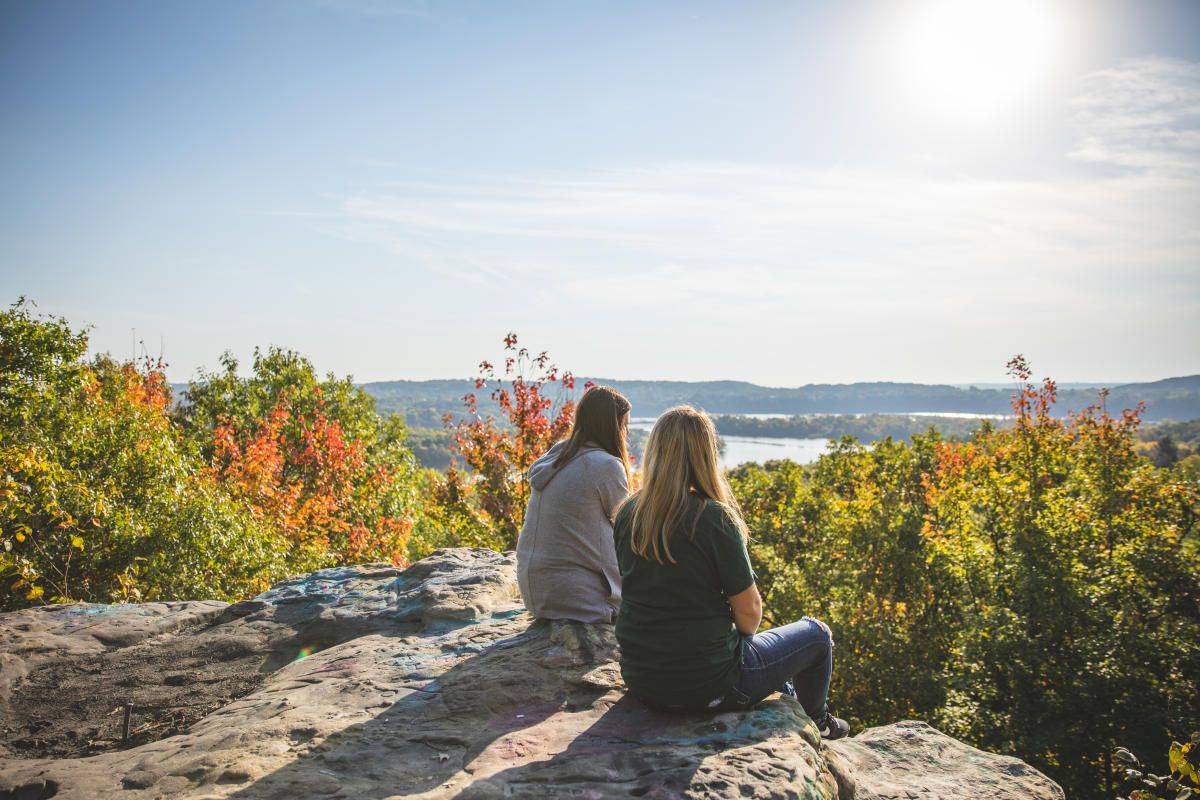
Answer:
[{"left": 613, "top": 406, "right": 849, "bottom": 739}]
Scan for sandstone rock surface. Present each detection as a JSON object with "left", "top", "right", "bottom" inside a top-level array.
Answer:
[{"left": 0, "top": 548, "right": 1064, "bottom": 800}]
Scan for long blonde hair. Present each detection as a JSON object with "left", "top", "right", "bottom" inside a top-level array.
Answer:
[{"left": 626, "top": 406, "right": 748, "bottom": 564}]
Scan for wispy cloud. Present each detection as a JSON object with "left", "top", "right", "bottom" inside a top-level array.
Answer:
[
  {"left": 1069, "top": 56, "right": 1200, "bottom": 174},
  {"left": 298, "top": 58, "right": 1199, "bottom": 381},
  {"left": 323, "top": 160, "right": 1197, "bottom": 311}
]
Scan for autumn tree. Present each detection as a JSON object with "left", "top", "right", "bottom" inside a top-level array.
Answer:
[
  {"left": 176, "top": 347, "right": 420, "bottom": 566},
  {"left": 922, "top": 359, "right": 1198, "bottom": 799},
  {"left": 0, "top": 300, "right": 285, "bottom": 608},
  {"left": 425, "top": 334, "right": 577, "bottom": 551},
  {"left": 730, "top": 355, "right": 1199, "bottom": 800}
]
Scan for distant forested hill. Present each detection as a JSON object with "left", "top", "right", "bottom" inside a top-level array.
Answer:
[{"left": 359, "top": 375, "right": 1200, "bottom": 423}]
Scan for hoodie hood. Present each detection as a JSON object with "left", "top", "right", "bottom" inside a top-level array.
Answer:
[
  {"left": 528, "top": 440, "right": 572, "bottom": 492},
  {"left": 529, "top": 439, "right": 611, "bottom": 492}
]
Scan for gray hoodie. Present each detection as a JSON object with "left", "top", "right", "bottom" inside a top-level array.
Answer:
[{"left": 516, "top": 439, "right": 629, "bottom": 624}]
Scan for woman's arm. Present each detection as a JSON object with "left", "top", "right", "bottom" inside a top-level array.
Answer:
[
  {"left": 595, "top": 456, "right": 630, "bottom": 522},
  {"left": 728, "top": 583, "right": 762, "bottom": 635}
]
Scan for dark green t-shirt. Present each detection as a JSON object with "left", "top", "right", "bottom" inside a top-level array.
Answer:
[{"left": 613, "top": 495, "right": 756, "bottom": 708}]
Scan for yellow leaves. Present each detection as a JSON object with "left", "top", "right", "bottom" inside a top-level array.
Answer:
[
  {"left": 115, "top": 570, "right": 143, "bottom": 602},
  {"left": 1171, "top": 739, "right": 1199, "bottom": 785},
  {"left": 71, "top": 535, "right": 84, "bottom": 550},
  {"left": 25, "top": 585, "right": 43, "bottom": 601}
]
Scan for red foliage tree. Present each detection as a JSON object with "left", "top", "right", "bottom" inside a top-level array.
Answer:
[
  {"left": 209, "top": 388, "right": 411, "bottom": 566},
  {"left": 435, "top": 333, "right": 577, "bottom": 549}
]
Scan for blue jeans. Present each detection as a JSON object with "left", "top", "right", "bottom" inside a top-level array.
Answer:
[{"left": 717, "top": 617, "right": 833, "bottom": 721}]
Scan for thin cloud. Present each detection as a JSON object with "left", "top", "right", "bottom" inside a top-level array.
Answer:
[
  {"left": 328, "top": 163, "right": 1196, "bottom": 304},
  {"left": 1068, "top": 56, "right": 1200, "bottom": 174},
  {"left": 307, "top": 56, "right": 1198, "bottom": 374}
]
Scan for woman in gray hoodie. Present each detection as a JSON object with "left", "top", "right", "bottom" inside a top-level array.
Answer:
[{"left": 516, "top": 385, "right": 632, "bottom": 624}]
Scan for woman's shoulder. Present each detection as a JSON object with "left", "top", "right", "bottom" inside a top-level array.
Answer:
[
  {"left": 696, "top": 498, "right": 740, "bottom": 535},
  {"left": 576, "top": 443, "right": 622, "bottom": 465},
  {"left": 576, "top": 445, "right": 626, "bottom": 477}
]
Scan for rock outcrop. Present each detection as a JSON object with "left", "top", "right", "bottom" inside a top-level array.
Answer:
[{"left": 0, "top": 548, "right": 1064, "bottom": 799}]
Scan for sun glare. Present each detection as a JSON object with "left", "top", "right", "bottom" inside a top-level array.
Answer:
[{"left": 877, "top": 0, "right": 1068, "bottom": 127}]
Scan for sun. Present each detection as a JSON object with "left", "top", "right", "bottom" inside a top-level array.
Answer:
[{"left": 877, "top": 0, "right": 1068, "bottom": 126}]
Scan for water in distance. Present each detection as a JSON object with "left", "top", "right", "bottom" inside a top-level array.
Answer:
[
  {"left": 719, "top": 435, "right": 831, "bottom": 468},
  {"left": 629, "top": 417, "right": 830, "bottom": 468}
]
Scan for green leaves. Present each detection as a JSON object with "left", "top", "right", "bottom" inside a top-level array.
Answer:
[
  {"left": 731, "top": 359, "right": 1199, "bottom": 800},
  {"left": 1117, "top": 748, "right": 1141, "bottom": 765},
  {"left": 2, "top": 302, "right": 426, "bottom": 611}
]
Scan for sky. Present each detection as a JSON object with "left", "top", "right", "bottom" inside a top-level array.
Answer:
[{"left": 2, "top": 0, "right": 1198, "bottom": 387}]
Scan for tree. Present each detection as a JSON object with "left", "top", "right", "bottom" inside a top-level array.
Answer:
[
  {"left": 2, "top": 300, "right": 427, "bottom": 610},
  {"left": 426, "top": 334, "right": 577, "bottom": 551},
  {"left": 0, "top": 300, "right": 286, "bottom": 608},
  {"left": 176, "top": 346, "right": 420, "bottom": 566},
  {"left": 921, "top": 358, "right": 1199, "bottom": 799},
  {"left": 1154, "top": 436, "right": 1182, "bottom": 469},
  {"left": 729, "top": 355, "right": 1199, "bottom": 800},
  {"left": 730, "top": 433, "right": 958, "bottom": 727}
]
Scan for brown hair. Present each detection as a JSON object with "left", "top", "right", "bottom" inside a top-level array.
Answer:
[
  {"left": 626, "top": 405, "right": 748, "bottom": 564},
  {"left": 554, "top": 385, "right": 632, "bottom": 482}
]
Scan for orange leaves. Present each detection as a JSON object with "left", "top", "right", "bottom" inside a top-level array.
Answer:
[
  {"left": 207, "top": 390, "right": 393, "bottom": 558},
  {"left": 933, "top": 440, "right": 979, "bottom": 480},
  {"left": 201, "top": 369, "right": 416, "bottom": 570},
  {"left": 437, "top": 333, "right": 578, "bottom": 549},
  {"left": 120, "top": 357, "right": 171, "bottom": 417},
  {"left": 1067, "top": 387, "right": 1145, "bottom": 439}
]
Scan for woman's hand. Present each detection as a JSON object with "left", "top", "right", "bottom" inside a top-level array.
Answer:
[{"left": 728, "top": 583, "right": 763, "bottom": 635}]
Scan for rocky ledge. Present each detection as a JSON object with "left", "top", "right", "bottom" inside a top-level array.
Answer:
[{"left": 0, "top": 548, "right": 1064, "bottom": 800}]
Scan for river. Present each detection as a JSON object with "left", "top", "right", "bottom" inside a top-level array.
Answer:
[
  {"left": 629, "top": 412, "right": 1010, "bottom": 469},
  {"left": 628, "top": 417, "right": 831, "bottom": 468}
]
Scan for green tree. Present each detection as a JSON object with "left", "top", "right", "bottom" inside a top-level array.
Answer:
[
  {"left": 0, "top": 300, "right": 286, "bottom": 608},
  {"left": 731, "top": 433, "right": 959, "bottom": 727},
  {"left": 921, "top": 360, "right": 1199, "bottom": 799},
  {"left": 1154, "top": 436, "right": 1182, "bottom": 469}
]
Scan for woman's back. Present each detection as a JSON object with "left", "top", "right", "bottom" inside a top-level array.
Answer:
[
  {"left": 614, "top": 494, "right": 755, "bottom": 707},
  {"left": 612, "top": 405, "right": 848, "bottom": 738},
  {"left": 516, "top": 439, "right": 628, "bottom": 624}
]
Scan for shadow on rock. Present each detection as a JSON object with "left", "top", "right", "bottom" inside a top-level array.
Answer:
[
  {"left": 455, "top": 692, "right": 834, "bottom": 800},
  {"left": 0, "top": 549, "right": 1064, "bottom": 800},
  {"left": 226, "top": 618, "right": 621, "bottom": 799}
]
